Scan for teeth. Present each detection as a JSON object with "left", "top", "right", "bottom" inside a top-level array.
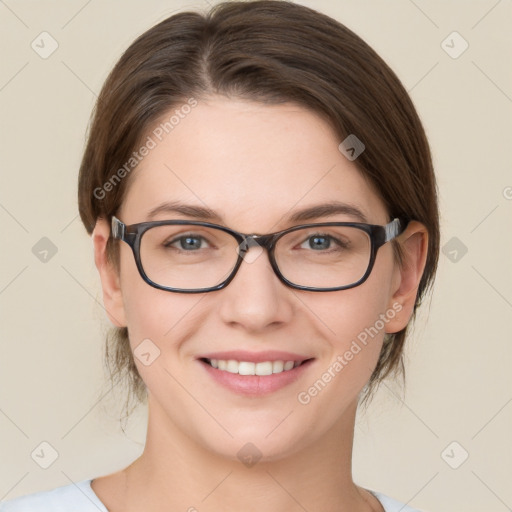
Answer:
[
  {"left": 207, "top": 359, "right": 301, "bottom": 376},
  {"left": 272, "top": 360, "right": 284, "bottom": 373},
  {"left": 226, "top": 360, "right": 238, "bottom": 373},
  {"left": 239, "top": 361, "right": 256, "bottom": 375},
  {"left": 284, "top": 361, "right": 294, "bottom": 371}
]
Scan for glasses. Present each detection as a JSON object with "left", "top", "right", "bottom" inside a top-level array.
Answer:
[{"left": 111, "top": 215, "right": 408, "bottom": 293}]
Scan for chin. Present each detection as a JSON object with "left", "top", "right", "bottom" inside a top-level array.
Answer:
[
  {"left": 196, "top": 415, "right": 314, "bottom": 465},
  {"left": 208, "top": 436, "right": 306, "bottom": 466}
]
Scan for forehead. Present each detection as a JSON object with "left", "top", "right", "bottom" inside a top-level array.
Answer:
[{"left": 120, "top": 96, "right": 388, "bottom": 229}]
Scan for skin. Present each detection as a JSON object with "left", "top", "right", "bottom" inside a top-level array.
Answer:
[{"left": 91, "top": 96, "right": 428, "bottom": 512}]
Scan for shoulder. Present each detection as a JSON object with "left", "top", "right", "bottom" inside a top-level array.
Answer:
[
  {"left": 0, "top": 479, "right": 108, "bottom": 512},
  {"left": 370, "top": 489, "right": 426, "bottom": 512}
]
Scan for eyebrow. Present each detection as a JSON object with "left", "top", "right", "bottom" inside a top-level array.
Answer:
[
  {"left": 146, "top": 200, "right": 369, "bottom": 224},
  {"left": 287, "top": 201, "right": 369, "bottom": 223},
  {"left": 147, "top": 201, "right": 223, "bottom": 222}
]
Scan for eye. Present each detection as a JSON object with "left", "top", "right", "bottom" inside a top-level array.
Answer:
[
  {"left": 166, "top": 235, "right": 208, "bottom": 251},
  {"left": 302, "top": 235, "right": 331, "bottom": 250},
  {"left": 299, "top": 234, "right": 347, "bottom": 251}
]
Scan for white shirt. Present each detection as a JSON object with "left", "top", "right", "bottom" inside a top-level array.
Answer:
[{"left": 0, "top": 479, "right": 424, "bottom": 511}]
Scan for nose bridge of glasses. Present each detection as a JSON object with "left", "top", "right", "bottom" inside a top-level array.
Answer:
[{"left": 237, "top": 233, "right": 275, "bottom": 253}]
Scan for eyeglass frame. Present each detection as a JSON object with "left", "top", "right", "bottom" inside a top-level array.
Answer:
[{"left": 111, "top": 215, "right": 409, "bottom": 293}]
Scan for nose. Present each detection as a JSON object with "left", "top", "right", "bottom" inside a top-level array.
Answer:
[{"left": 217, "top": 244, "right": 294, "bottom": 333}]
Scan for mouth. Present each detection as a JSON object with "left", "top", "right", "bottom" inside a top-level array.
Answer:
[
  {"left": 200, "top": 357, "right": 311, "bottom": 376},
  {"left": 197, "top": 351, "right": 315, "bottom": 395}
]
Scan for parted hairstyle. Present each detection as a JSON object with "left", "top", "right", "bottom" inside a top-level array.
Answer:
[{"left": 78, "top": 0, "right": 439, "bottom": 421}]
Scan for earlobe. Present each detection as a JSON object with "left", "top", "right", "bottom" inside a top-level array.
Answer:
[
  {"left": 92, "top": 218, "right": 127, "bottom": 327},
  {"left": 385, "top": 221, "right": 429, "bottom": 334}
]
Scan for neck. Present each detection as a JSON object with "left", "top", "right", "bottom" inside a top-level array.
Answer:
[{"left": 113, "top": 396, "right": 380, "bottom": 512}]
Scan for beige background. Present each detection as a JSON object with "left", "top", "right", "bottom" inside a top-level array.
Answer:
[{"left": 1, "top": 1, "right": 511, "bottom": 510}]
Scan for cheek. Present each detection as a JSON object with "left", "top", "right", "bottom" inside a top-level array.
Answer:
[
  {"left": 294, "top": 286, "right": 394, "bottom": 435},
  {"left": 301, "top": 250, "right": 397, "bottom": 389},
  {"left": 117, "top": 249, "right": 198, "bottom": 359},
  {"left": 308, "top": 257, "right": 394, "bottom": 352},
  {"left": 120, "top": 278, "right": 209, "bottom": 399},
  {"left": 308, "top": 288, "right": 388, "bottom": 381}
]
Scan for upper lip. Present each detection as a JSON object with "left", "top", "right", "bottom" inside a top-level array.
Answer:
[{"left": 197, "top": 350, "right": 313, "bottom": 363}]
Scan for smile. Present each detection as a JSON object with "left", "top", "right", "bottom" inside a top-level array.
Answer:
[
  {"left": 203, "top": 358, "right": 303, "bottom": 376},
  {"left": 197, "top": 350, "right": 314, "bottom": 395}
]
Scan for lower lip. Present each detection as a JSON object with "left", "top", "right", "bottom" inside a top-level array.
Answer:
[{"left": 199, "top": 359, "right": 314, "bottom": 396}]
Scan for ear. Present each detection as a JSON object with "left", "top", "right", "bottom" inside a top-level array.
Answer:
[
  {"left": 92, "top": 217, "right": 127, "bottom": 327},
  {"left": 385, "top": 221, "right": 429, "bottom": 334}
]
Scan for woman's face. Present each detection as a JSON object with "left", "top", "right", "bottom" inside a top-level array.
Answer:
[{"left": 98, "top": 96, "right": 412, "bottom": 461}]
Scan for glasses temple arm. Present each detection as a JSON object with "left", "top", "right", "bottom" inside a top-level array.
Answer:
[
  {"left": 384, "top": 217, "right": 408, "bottom": 242},
  {"left": 111, "top": 215, "right": 125, "bottom": 240}
]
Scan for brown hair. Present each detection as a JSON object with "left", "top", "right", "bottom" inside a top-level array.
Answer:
[{"left": 78, "top": 0, "right": 439, "bottom": 420}]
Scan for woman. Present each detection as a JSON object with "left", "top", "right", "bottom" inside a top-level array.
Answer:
[{"left": 0, "top": 1, "right": 438, "bottom": 511}]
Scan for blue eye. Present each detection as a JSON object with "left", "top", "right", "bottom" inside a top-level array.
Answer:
[
  {"left": 307, "top": 235, "right": 331, "bottom": 250},
  {"left": 300, "top": 234, "right": 337, "bottom": 251},
  {"left": 296, "top": 233, "right": 349, "bottom": 252},
  {"left": 167, "top": 235, "right": 206, "bottom": 251}
]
